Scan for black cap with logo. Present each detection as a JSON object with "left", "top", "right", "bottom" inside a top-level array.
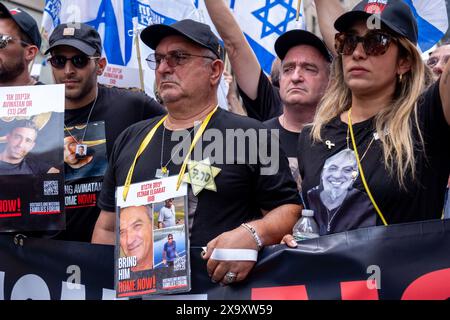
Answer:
[
  {"left": 275, "top": 29, "right": 332, "bottom": 62},
  {"left": 140, "top": 19, "right": 223, "bottom": 60},
  {"left": 0, "top": 3, "right": 41, "bottom": 49},
  {"left": 45, "top": 23, "right": 102, "bottom": 56},
  {"left": 334, "top": 0, "right": 418, "bottom": 44}
]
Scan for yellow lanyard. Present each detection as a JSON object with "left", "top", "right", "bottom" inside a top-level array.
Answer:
[
  {"left": 348, "top": 109, "right": 388, "bottom": 226},
  {"left": 122, "top": 106, "right": 218, "bottom": 201}
]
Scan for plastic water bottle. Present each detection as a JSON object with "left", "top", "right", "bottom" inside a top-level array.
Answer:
[{"left": 292, "top": 209, "right": 319, "bottom": 241}]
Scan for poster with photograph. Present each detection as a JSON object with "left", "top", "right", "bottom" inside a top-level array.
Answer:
[
  {"left": 0, "top": 84, "right": 65, "bottom": 232},
  {"left": 64, "top": 121, "right": 108, "bottom": 211},
  {"left": 115, "top": 176, "right": 190, "bottom": 298}
]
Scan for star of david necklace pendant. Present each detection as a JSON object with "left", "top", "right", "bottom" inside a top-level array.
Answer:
[
  {"left": 155, "top": 166, "right": 169, "bottom": 179},
  {"left": 156, "top": 124, "right": 195, "bottom": 179}
]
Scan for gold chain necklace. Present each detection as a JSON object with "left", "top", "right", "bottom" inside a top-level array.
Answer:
[
  {"left": 158, "top": 124, "right": 196, "bottom": 178},
  {"left": 64, "top": 88, "right": 98, "bottom": 159},
  {"left": 345, "top": 117, "right": 376, "bottom": 163}
]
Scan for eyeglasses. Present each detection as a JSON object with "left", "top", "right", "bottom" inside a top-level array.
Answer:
[
  {"left": 335, "top": 31, "right": 395, "bottom": 56},
  {"left": 427, "top": 55, "right": 450, "bottom": 68},
  {"left": 0, "top": 34, "right": 31, "bottom": 49},
  {"left": 146, "top": 50, "right": 215, "bottom": 70},
  {"left": 47, "top": 55, "right": 100, "bottom": 69}
]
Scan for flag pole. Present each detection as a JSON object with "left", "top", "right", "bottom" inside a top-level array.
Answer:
[
  {"left": 134, "top": 28, "right": 146, "bottom": 92},
  {"left": 296, "top": 0, "right": 302, "bottom": 21},
  {"left": 224, "top": 52, "right": 231, "bottom": 73}
]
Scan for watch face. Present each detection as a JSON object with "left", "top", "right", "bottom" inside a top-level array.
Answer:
[{"left": 75, "top": 144, "right": 87, "bottom": 159}]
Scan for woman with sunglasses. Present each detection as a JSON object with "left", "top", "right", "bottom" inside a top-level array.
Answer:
[{"left": 283, "top": 0, "right": 450, "bottom": 243}]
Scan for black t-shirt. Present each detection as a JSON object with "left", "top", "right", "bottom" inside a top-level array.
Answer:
[
  {"left": 238, "top": 70, "right": 282, "bottom": 121},
  {"left": 98, "top": 108, "right": 300, "bottom": 246},
  {"left": 264, "top": 117, "right": 301, "bottom": 191},
  {"left": 298, "top": 81, "right": 450, "bottom": 235},
  {"left": 56, "top": 85, "right": 165, "bottom": 242},
  {"left": 263, "top": 118, "right": 299, "bottom": 158}
]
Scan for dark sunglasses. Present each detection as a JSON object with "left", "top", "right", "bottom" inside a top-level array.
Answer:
[
  {"left": 47, "top": 55, "right": 100, "bottom": 69},
  {"left": 0, "top": 34, "right": 31, "bottom": 49},
  {"left": 335, "top": 31, "right": 395, "bottom": 56},
  {"left": 146, "top": 50, "right": 215, "bottom": 70}
]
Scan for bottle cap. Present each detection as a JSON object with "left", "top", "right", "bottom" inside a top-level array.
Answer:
[{"left": 302, "top": 209, "right": 314, "bottom": 217}]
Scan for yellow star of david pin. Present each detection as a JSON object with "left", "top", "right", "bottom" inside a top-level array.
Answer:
[{"left": 182, "top": 158, "right": 221, "bottom": 196}]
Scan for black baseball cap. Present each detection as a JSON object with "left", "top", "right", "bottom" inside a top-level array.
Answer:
[
  {"left": 0, "top": 3, "right": 41, "bottom": 49},
  {"left": 334, "top": 0, "right": 418, "bottom": 44},
  {"left": 45, "top": 23, "right": 102, "bottom": 56},
  {"left": 140, "top": 19, "right": 223, "bottom": 60},
  {"left": 275, "top": 29, "right": 332, "bottom": 62}
]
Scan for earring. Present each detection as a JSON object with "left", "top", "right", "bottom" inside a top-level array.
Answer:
[{"left": 399, "top": 73, "right": 403, "bottom": 82}]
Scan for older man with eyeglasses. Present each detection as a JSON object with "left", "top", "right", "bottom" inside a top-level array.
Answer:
[
  {"left": 93, "top": 19, "right": 302, "bottom": 287},
  {"left": 0, "top": 3, "right": 41, "bottom": 86}
]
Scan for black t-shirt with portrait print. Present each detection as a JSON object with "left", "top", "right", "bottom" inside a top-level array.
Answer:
[
  {"left": 298, "top": 80, "right": 450, "bottom": 236},
  {"left": 98, "top": 108, "right": 301, "bottom": 246},
  {"left": 54, "top": 85, "right": 165, "bottom": 242},
  {"left": 238, "top": 70, "right": 282, "bottom": 122}
]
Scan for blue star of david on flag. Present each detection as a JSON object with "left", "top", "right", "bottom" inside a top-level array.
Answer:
[
  {"left": 252, "top": 0, "right": 297, "bottom": 38},
  {"left": 43, "top": 0, "right": 61, "bottom": 28}
]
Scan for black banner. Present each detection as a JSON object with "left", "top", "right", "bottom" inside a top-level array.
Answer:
[
  {"left": 0, "top": 219, "right": 449, "bottom": 300},
  {"left": 0, "top": 235, "right": 113, "bottom": 300}
]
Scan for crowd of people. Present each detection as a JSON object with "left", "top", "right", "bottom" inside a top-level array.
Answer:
[{"left": 0, "top": 0, "right": 449, "bottom": 287}]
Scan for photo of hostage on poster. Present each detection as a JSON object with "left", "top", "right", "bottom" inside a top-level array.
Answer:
[
  {"left": 64, "top": 122, "right": 107, "bottom": 182},
  {"left": 0, "top": 84, "right": 65, "bottom": 232},
  {"left": 115, "top": 176, "right": 190, "bottom": 298},
  {"left": 153, "top": 197, "right": 187, "bottom": 273}
]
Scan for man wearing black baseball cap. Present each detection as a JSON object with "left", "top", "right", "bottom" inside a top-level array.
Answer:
[
  {"left": 45, "top": 22, "right": 165, "bottom": 242},
  {"left": 204, "top": 0, "right": 336, "bottom": 191},
  {"left": 93, "top": 19, "right": 301, "bottom": 287},
  {"left": 0, "top": 3, "right": 41, "bottom": 86}
]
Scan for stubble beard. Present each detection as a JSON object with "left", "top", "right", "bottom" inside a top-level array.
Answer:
[
  {"left": 0, "top": 57, "right": 26, "bottom": 83},
  {"left": 65, "top": 75, "right": 97, "bottom": 103}
]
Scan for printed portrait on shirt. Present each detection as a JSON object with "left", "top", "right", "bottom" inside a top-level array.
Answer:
[
  {"left": 64, "top": 121, "right": 108, "bottom": 181},
  {"left": 306, "top": 149, "right": 376, "bottom": 235}
]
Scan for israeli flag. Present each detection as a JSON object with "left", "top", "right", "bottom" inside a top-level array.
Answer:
[
  {"left": 42, "top": 0, "right": 140, "bottom": 66},
  {"left": 230, "top": 0, "right": 305, "bottom": 74},
  {"left": 403, "top": 0, "right": 449, "bottom": 52},
  {"left": 151, "top": 0, "right": 305, "bottom": 74}
]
